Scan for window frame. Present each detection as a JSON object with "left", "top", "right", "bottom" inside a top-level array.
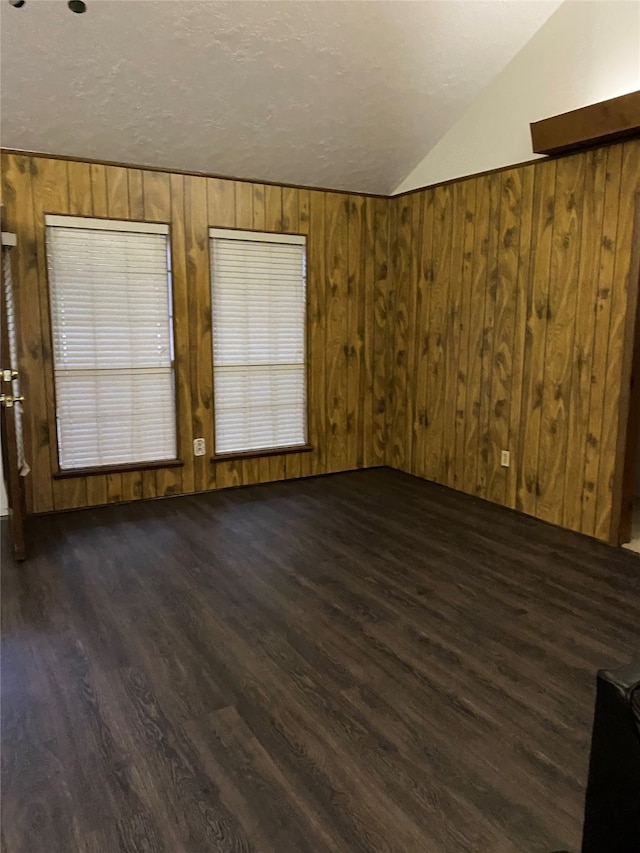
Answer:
[
  {"left": 208, "top": 227, "right": 311, "bottom": 462},
  {"left": 44, "top": 213, "right": 183, "bottom": 477}
]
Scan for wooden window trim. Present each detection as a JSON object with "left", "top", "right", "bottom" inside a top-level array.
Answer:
[
  {"left": 211, "top": 444, "right": 312, "bottom": 464},
  {"left": 209, "top": 229, "right": 310, "bottom": 458},
  {"left": 53, "top": 459, "right": 185, "bottom": 479},
  {"left": 44, "top": 213, "right": 182, "bottom": 475}
]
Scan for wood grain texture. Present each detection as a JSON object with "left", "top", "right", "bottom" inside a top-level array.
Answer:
[
  {"left": 581, "top": 145, "right": 624, "bottom": 537},
  {"left": 453, "top": 179, "right": 477, "bottom": 490},
  {"left": 2, "top": 143, "right": 636, "bottom": 540},
  {"left": 389, "top": 195, "right": 412, "bottom": 472},
  {"left": 2, "top": 152, "right": 385, "bottom": 515},
  {"left": 594, "top": 139, "right": 640, "bottom": 541},
  {"left": 476, "top": 173, "right": 501, "bottom": 499},
  {"left": 3, "top": 468, "right": 640, "bottom": 852},
  {"left": 427, "top": 184, "right": 454, "bottom": 484},
  {"left": 412, "top": 191, "right": 431, "bottom": 478},
  {"left": 560, "top": 150, "right": 606, "bottom": 532},
  {"left": 405, "top": 194, "right": 421, "bottom": 477},
  {"left": 536, "top": 155, "right": 585, "bottom": 526},
  {"left": 463, "top": 175, "right": 491, "bottom": 496},
  {"left": 347, "top": 195, "right": 364, "bottom": 470},
  {"left": 442, "top": 182, "right": 465, "bottom": 489},
  {"left": 531, "top": 89, "right": 640, "bottom": 156},
  {"left": 485, "top": 170, "right": 518, "bottom": 505},
  {"left": 325, "top": 193, "right": 349, "bottom": 474},
  {"left": 506, "top": 167, "right": 535, "bottom": 511},
  {"left": 308, "top": 190, "right": 327, "bottom": 477},
  {"left": 1, "top": 153, "right": 50, "bottom": 514},
  {"left": 386, "top": 139, "right": 640, "bottom": 542}
]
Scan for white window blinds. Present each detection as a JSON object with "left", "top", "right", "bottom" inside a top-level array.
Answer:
[
  {"left": 210, "top": 229, "right": 307, "bottom": 455},
  {"left": 46, "top": 215, "right": 177, "bottom": 470}
]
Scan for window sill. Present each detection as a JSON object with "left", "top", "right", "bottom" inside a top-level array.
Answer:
[
  {"left": 211, "top": 444, "right": 313, "bottom": 463},
  {"left": 53, "top": 459, "right": 185, "bottom": 479}
]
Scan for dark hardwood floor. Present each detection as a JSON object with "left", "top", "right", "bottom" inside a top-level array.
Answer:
[{"left": 2, "top": 469, "right": 639, "bottom": 853}]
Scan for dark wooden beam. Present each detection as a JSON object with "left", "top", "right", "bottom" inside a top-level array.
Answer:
[{"left": 530, "top": 90, "right": 640, "bottom": 156}]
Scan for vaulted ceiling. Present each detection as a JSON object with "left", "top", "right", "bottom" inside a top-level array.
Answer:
[{"left": 0, "top": 0, "right": 560, "bottom": 194}]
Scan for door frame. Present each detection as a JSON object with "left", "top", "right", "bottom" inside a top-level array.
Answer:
[
  {"left": 611, "top": 192, "right": 640, "bottom": 545},
  {"left": 0, "top": 207, "right": 27, "bottom": 560}
]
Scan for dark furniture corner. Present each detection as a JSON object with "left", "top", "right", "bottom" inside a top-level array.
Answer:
[{"left": 581, "top": 660, "right": 640, "bottom": 853}]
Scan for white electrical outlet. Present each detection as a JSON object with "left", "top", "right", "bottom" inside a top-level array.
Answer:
[
  {"left": 501, "top": 450, "right": 510, "bottom": 468},
  {"left": 193, "top": 438, "right": 206, "bottom": 457}
]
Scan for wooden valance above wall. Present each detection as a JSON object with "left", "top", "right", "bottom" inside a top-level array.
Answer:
[{"left": 530, "top": 90, "right": 640, "bottom": 156}]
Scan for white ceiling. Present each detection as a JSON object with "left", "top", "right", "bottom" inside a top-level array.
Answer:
[{"left": 0, "top": 0, "right": 561, "bottom": 194}]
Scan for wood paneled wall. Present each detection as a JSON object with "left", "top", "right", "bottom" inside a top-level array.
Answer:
[
  {"left": 0, "top": 153, "right": 389, "bottom": 514},
  {"left": 2, "top": 140, "right": 637, "bottom": 542},
  {"left": 387, "top": 139, "right": 640, "bottom": 541}
]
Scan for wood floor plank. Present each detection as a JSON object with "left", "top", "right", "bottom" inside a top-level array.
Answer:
[{"left": 2, "top": 469, "right": 638, "bottom": 853}]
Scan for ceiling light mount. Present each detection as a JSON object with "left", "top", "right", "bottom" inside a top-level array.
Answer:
[{"left": 8, "top": 0, "right": 87, "bottom": 11}]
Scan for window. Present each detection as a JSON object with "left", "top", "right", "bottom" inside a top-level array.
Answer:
[
  {"left": 210, "top": 229, "right": 307, "bottom": 455},
  {"left": 46, "top": 215, "right": 177, "bottom": 471}
]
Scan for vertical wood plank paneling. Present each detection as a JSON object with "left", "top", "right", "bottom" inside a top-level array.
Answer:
[
  {"left": 462, "top": 176, "right": 490, "bottom": 495},
  {"left": 281, "top": 187, "right": 298, "bottom": 234},
  {"left": 347, "top": 195, "right": 364, "bottom": 470},
  {"left": 581, "top": 145, "right": 623, "bottom": 535},
  {"left": 184, "top": 175, "right": 215, "bottom": 493},
  {"left": 517, "top": 159, "right": 557, "bottom": 515},
  {"left": 127, "top": 169, "right": 145, "bottom": 219},
  {"left": 252, "top": 184, "right": 266, "bottom": 231},
  {"left": 105, "top": 166, "right": 128, "bottom": 217},
  {"left": 308, "top": 190, "right": 326, "bottom": 476},
  {"left": 442, "top": 182, "right": 465, "bottom": 488},
  {"left": 561, "top": 149, "right": 606, "bottom": 530},
  {"left": 415, "top": 191, "right": 434, "bottom": 479},
  {"left": 594, "top": 140, "right": 640, "bottom": 540},
  {"left": 486, "top": 169, "right": 520, "bottom": 505},
  {"left": 325, "top": 193, "right": 348, "bottom": 473},
  {"left": 384, "top": 198, "right": 398, "bottom": 468},
  {"left": 389, "top": 195, "right": 411, "bottom": 471},
  {"left": 170, "top": 172, "right": 195, "bottom": 496},
  {"left": 453, "top": 179, "right": 477, "bottom": 490},
  {"left": 297, "top": 189, "right": 313, "bottom": 479},
  {"left": 476, "top": 173, "right": 501, "bottom": 497},
  {"left": 410, "top": 191, "right": 427, "bottom": 478},
  {"left": 8, "top": 145, "right": 637, "bottom": 542},
  {"left": 536, "top": 154, "right": 586, "bottom": 526},
  {"left": 404, "top": 194, "right": 421, "bottom": 476},
  {"left": 425, "top": 184, "right": 453, "bottom": 482},
  {"left": 506, "top": 167, "right": 534, "bottom": 510},
  {"left": 207, "top": 177, "right": 235, "bottom": 228},
  {"left": 372, "top": 197, "right": 389, "bottom": 467},
  {"left": 67, "top": 161, "right": 93, "bottom": 217}
]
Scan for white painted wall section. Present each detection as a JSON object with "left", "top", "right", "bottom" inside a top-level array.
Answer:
[{"left": 395, "top": 1, "right": 640, "bottom": 194}]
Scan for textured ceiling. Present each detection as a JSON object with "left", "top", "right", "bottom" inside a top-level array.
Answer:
[{"left": 0, "top": 0, "right": 560, "bottom": 194}]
